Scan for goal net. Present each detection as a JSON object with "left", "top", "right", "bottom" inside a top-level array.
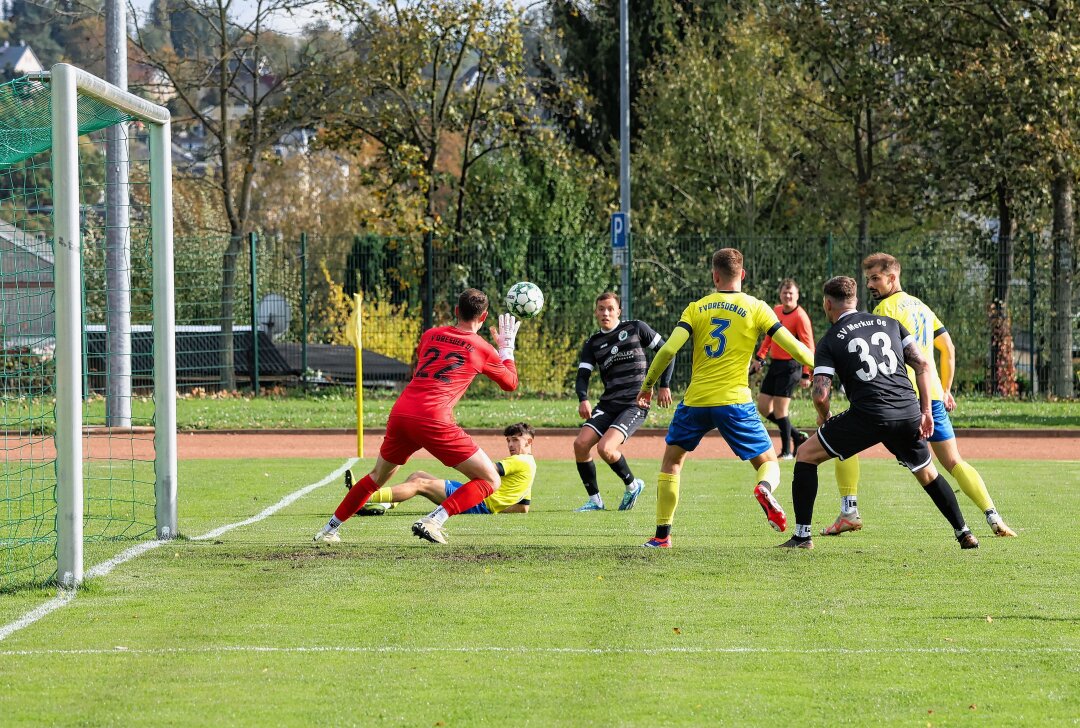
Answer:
[{"left": 0, "top": 64, "right": 176, "bottom": 589}]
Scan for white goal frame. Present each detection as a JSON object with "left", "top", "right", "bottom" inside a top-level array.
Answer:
[{"left": 45, "top": 63, "right": 176, "bottom": 587}]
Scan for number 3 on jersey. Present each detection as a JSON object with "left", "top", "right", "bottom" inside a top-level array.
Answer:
[
  {"left": 848, "top": 332, "right": 899, "bottom": 381},
  {"left": 704, "top": 317, "right": 731, "bottom": 358}
]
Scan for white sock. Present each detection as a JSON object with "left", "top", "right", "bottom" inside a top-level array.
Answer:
[
  {"left": 590, "top": 493, "right": 604, "bottom": 507},
  {"left": 795, "top": 524, "right": 812, "bottom": 539},
  {"left": 326, "top": 517, "right": 342, "bottom": 531},
  {"left": 841, "top": 496, "right": 858, "bottom": 513},
  {"left": 984, "top": 508, "right": 999, "bottom": 524},
  {"left": 428, "top": 506, "right": 449, "bottom": 526}
]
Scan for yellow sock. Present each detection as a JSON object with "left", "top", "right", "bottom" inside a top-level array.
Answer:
[
  {"left": 835, "top": 456, "right": 860, "bottom": 497},
  {"left": 755, "top": 460, "right": 780, "bottom": 492},
  {"left": 951, "top": 461, "right": 994, "bottom": 512},
  {"left": 656, "top": 472, "right": 680, "bottom": 526},
  {"left": 367, "top": 487, "right": 395, "bottom": 504}
]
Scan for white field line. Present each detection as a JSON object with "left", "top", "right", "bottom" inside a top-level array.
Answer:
[
  {"left": 0, "top": 458, "right": 359, "bottom": 644},
  {"left": 1, "top": 644, "right": 1078, "bottom": 658}
]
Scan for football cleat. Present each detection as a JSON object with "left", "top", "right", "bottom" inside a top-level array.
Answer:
[
  {"left": 642, "top": 536, "right": 672, "bottom": 548},
  {"left": 357, "top": 502, "right": 394, "bottom": 516},
  {"left": 575, "top": 501, "right": 605, "bottom": 512},
  {"left": 313, "top": 528, "right": 341, "bottom": 543},
  {"left": 344, "top": 469, "right": 354, "bottom": 490},
  {"left": 792, "top": 430, "right": 809, "bottom": 452},
  {"left": 957, "top": 530, "right": 980, "bottom": 549},
  {"left": 776, "top": 537, "right": 813, "bottom": 550},
  {"left": 618, "top": 479, "right": 645, "bottom": 511},
  {"left": 821, "top": 511, "right": 863, "bottom": 536},
  {"left": 779, "top": 452, "right": 795, "bottom": 461},
  {"left": 411, "top": 517, "right": 448, "bottom": 544},
  {"left": 754, "top": 483, "right": 788, "bottom": 532},
  {"left": 987, "top": 514, "right": 1017, "bottom": 537}
]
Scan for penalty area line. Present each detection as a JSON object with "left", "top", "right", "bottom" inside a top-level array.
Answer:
[
  {"left": 0, "top": 458, "right": 359, "bottom": 644},
  {"left": 1, "top": 644, "right": 1078, "bottom": 658}
]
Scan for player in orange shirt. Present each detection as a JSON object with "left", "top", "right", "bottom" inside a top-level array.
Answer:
[
  {"left": 312, "top": 288, "right": 521, "bottom": 545},
  {"left": 750, "top": 278, "right": 815, "bottom": 459}
]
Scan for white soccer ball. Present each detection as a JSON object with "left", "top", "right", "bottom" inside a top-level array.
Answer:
[{"left": 505, "top": 281, "right": 545, "bottom": 319}]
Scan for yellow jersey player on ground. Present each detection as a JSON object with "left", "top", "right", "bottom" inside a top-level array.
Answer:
[
  {"left": 635, "top": 248, "right": 814, "bottom": 548},
  {"left": 822, "top": 253, "right": 1016, "bottom": 538},
  {"left": 350, "top": 423, "right": 537, "bottom": 515}
]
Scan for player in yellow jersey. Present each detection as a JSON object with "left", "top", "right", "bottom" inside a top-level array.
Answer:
[
  {"left": 351, "top": 423, "right": 537, "bottom": 515},
  {"left": 821, "top": 253, "right": 1016, "bottom": 538},
  {"left": 636, "top": 249, "right": 815, "bottom": 548}
]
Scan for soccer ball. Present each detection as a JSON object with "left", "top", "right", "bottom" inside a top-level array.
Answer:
[{"left": 505, "top": 282, "right": 545, "bottom": 319}]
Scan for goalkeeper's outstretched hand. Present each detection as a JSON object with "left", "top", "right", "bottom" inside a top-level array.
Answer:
[{"left": 491, "top": 312, "right": 521, "bottom": 360}]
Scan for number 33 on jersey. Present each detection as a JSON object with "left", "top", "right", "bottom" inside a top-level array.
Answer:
[{"left": 814, "top": 312, "right": 921, "bottom": 420}]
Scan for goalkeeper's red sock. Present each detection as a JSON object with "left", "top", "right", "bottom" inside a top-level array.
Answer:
[
  {"left": 440, "top": 478, "right": 495, "bottom": 517},
  {"left": 333, "top": 474, "right": 380, "bottom": 523}
]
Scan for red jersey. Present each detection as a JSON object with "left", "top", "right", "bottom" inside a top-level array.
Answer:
[
  {"left": 756, "top": 304, "right": 815, "bottom": 375},
  {"left": 391, "top": 326, "right": 518, "bottom": 421}
]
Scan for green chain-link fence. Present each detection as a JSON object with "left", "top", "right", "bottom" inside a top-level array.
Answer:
[{"left": 172, "top": 230, "right": 1073, "bottom": 398}]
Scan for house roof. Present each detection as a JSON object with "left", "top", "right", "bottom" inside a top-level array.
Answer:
[
  {"left": 0, "top": 43, "right": 42, "bottom": 74},
  {"left": 0, "top": 217, "right": 52, "bottom": 264}
]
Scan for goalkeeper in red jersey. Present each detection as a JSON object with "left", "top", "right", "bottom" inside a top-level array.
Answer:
[{"left": 313, "top": 288, "right": 521, "bottom": 545}]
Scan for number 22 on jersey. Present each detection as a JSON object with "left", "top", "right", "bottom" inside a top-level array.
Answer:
[{"left": 848, "top": 332, "right": 899, "bottom": 381}]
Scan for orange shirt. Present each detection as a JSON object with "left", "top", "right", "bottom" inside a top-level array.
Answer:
[{"left": 756, "top": 305, "right": 814, "bottom": 375}]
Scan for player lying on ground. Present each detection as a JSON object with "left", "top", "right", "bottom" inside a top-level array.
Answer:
[
  {"left": 353, "top": 422, "right": 537, "bottom": 515},
  {"left": 313, "top": 288, "right": 520, "bottom": 545},
  {"left": 778, "top": 276, "right": 979, "bottom": 551},
  {"left": 821, "top": 253, "right": 1015, "bottom": 538},
  {"left": 750, "top": 278, "right": 814, "bottom": 459},
  {"left": 636, "top": 248, "right": 814, "bottom": 548},
  {"left": 573, "top": 291, "right": 674, "bottom": 512}
]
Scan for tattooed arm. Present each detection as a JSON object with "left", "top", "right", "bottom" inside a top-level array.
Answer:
[{"left": 811, "top": 374, "right": 833, "bottom": 426}]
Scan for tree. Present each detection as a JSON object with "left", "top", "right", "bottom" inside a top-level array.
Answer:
[
  {"left": 774, "top": 0, "right": 920, "bottom": 266},
  {"left": 299, "top": 0, "right": 539, "bottom": 241},
  {"left": 131, "top": 0, "right": 340, "bottom": 389},
  {"left": 879, "top": 0, "right": 1078, "bottom": 396},
  {"left": 632, "top": 9, "right": 803, "bottom": 237}
]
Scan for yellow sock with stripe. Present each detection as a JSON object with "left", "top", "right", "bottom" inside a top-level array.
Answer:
[
  {"left": 950, "top": 461, "right": 995, "bottom": 512},
  {"left": 835, "top": 456, "right": 860, "bottom": 512},
  {"left": 656, "top": 472, "right": 680, "bottom": 529},
  {"left": 755, "top": 460, "right": 780, "bottom": 492},
  {"left": 367, "top": 487, "right": 396, "bottom": 504}
]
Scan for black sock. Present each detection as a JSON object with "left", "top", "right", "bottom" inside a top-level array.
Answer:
[
  {"left": 792, "top": 461, "right": 819, "bottom": 532},
  {"left": 655, "top": 524, "right": 672, "bottom": 539},
  {"left": 922, "top": 474, "right": 967, "bottom": 531},
  {"left": 608, "top": 455, "right": 635, "bottom": 486},
  {"left": 776, "top": 416, "right": 793, "bottom": 453},
  {"left": 576, "top": 460, "right": 599, "bottom": 496}
]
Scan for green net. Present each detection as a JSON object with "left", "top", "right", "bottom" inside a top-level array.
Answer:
[{"left": 1, "top": 73, "right": 155, "bottom": 590}]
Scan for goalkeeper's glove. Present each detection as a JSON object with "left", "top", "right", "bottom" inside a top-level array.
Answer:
[{"left": 492, "top": 312, "right": 521, "bottom": 361}]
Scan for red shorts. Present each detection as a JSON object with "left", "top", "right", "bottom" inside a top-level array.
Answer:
[{"left": 380, "top": 413, "right": 479, "bottom": 467}]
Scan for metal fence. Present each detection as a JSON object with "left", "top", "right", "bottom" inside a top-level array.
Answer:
[{"left": 167, "top": 230, "right": 1076, "bottom": 398}]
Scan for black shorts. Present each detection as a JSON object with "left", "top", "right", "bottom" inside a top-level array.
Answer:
[
  {"left": 583, "top": 403, "right": 648, "bottom": 441},
  {"left": 760, "top": 359, "right": 803, "bottom": 398},
  {"left": 817, "top": 409, "right": 933, "bottom": 472}
]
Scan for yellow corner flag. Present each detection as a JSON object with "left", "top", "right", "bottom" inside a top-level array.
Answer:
[{"left": 345, "top": 293, "right": 363, "bottom": 458}]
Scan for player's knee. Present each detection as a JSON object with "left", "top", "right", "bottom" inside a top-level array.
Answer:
[
  {"left": 596, "top": 442, "right": 620, "bottom": 463},
  {"left": 573, "top": 437, "right": 593, "bottom": 459}
]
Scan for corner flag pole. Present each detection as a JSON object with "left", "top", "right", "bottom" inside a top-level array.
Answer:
[{"left": 346, "top": 292, "right": 364, "bottom": 458}]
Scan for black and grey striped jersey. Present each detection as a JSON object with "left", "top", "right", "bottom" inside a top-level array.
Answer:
[{"left": 576, "top": 320, "right": 674, "bottom": 409}]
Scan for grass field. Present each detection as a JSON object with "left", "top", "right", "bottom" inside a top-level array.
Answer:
[{"left": 1, "top": 455, "right": 1078, "bottom": 725}]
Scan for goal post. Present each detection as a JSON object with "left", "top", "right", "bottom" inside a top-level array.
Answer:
[{"left": 0, "top": 63, "right": 177, "bottom": 588}]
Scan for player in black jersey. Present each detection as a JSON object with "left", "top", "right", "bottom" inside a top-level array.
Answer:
[
  {"left": 777, "top": 276, "right": 978, "bottom": 551},
  {"left": 573, "top": 292, "right": 674, "bottom": 511}
]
